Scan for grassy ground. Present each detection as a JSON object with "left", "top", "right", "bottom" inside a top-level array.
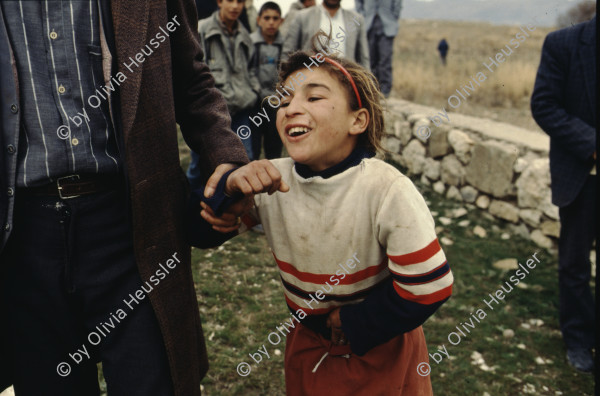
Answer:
[{"left": 191, "top": 156, "right": 595, "bottom": 396}]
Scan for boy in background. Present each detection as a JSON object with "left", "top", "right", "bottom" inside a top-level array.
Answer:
[
  {"left": 249, "top": 2, "right": 284, "bottom": 160},
  {"left": 187, "top": 0, "right": 260, "bottom": 188}
]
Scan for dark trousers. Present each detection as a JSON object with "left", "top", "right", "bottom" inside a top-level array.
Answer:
[
  {"left": 0, "top": 188, "right": 174, "bottom": 396},
  {"left": 367, "top": 16, "right": 395, "bottom": 96},
  {"left": 558, "top": 175, "right": 596, "bottom": 349},
  {"left": 251, "top": 104, "right": 282, "bottom": 160}
]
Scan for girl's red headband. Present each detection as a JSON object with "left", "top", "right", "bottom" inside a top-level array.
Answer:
[{"left": 323, "top": 58, "right": 363, "bottom": 109}]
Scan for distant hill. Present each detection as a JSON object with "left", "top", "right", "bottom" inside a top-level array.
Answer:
[
  {"left": 401, "top": 0, "right": 579, "bottom": 27},
  {"left": 254, "top": 0, "right": 580, "bottom": 27}
]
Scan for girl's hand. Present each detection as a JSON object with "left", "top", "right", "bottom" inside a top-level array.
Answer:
[
  {"left": 326, "top": 308, "right": 347, "bottom": 345},
  {"left": 225, "top": 160, "right": 290, "bottom": 196}
]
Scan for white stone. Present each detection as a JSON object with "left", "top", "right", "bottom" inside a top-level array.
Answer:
[
  {"left": 539, "top": 194, "right": 559, "bottom": 220},
  {"left": 428, "top": 128, "right": 451, "bottom": 158},
  {"left": 465, "top": 141, "right": 518, "bottom": 198},
  {"left": 493, "top": 258, "right": 518, "bottom": 271},
  {"left": 473, "top": 225, "right": 487, "bottom": 238},
  {"left": 440, "top": 154, "right": 466, "bottom": 186},
  {"left": 513, "top": 157, "right": 529, "bottom": 173},
  {"left": 394, "top": 120, "right": 411, "bottom": 143},
  {"left": 412, "top": 119, "right": 431, "bottom": 141},
  {"left": 397, "top": 120, "right": 413, "bottom": 146},
  {"left": 489, "top": 200, "right": 520, "bottom": 223},
  {"left": 510, "top": 223, "right": 530, "bottom": 239},
  {"left": 446, "top": 185, "right": 462, "bottom": 201},
  {"left": 458, "top": 220, "right": 470, "bottom": 227},
  {"left": 452, "top": 207, "right": 468, "bottom": 218},
  {"left": 383, "top": 136, "right": 401, "bottom": 154},
  {"left": 439, "top": 217, "right": 452, "bottom": 225},
  {"left": 515, "top": 158, "right": 550, "bottom": 208},
  {"left": 529, "top": 319, "right": 544, "bottom": 327},
  {"left": 475, "top": 195, "right": 490, "bottom": 209},
  {"left": 540, "top": 221, "right": 560, "bottom": 238},
  {"left": 535, "top": 357, "right": 547, "bottom": 366},
  {"left": 470, "top": 351, "right": 483, "bottom": 362},
  {"left": 423, "top": 158, "right": 441, "bottom": 180},
  {"left": 448, "top": 129, "right": 475, "bottom": 164},
  {"left": 501, "top": 233, "right": 510, "bottom": 240},
  {"left": 460, "top": 186, "right": 478, "bottom": 203},
  {"left": 420, "top": 174, "right": 431, "bottom": 186},
  {"left": 440, "top": 236, "right": 454, "bottom": 245},
  {"left": 519, "top": 209, "right": 542, "bottom": 228},
  {"left": 530, "top": 230, "right": 553, "bottom": 249},
  {"left": 403, "top": 139, "right": 427, "bottom": 175},
  {"left": 433, "top": 181, "right": 446, "bottom": 195},
  {"left": 503, "top": 329, "right": 515, "bottom": 338}
]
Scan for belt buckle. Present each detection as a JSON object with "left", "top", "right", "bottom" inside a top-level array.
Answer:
[{"left": 57, "top": 174, "right": 81, "bottom": 199}]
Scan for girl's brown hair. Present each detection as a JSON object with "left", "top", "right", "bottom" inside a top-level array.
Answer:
[{"left": 276, "top": 35, "right": 386, "bottom": 154}]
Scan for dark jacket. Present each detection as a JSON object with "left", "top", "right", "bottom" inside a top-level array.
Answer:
[
  {"left": 0, "top": 0, "right": 249, "bottom": 394},
  {"left": 531, "top": 17, "right": 596, "bottom": 208}
]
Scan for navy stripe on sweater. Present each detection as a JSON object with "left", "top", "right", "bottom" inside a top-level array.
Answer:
[
  {"left": 391, "top": 262, "right": 450, "bottom": 285},
  {"left": 280, "top": 275, "right": 389, "bottom": 304}
]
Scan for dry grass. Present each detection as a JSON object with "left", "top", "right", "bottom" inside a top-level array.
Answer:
[{"left": 391, "top": 20, "right": 555, "bottom": 131}]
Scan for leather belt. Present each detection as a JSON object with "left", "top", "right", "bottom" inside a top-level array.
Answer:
[{"left": 18, "top": 174, "right": 123, "bottom": 199}]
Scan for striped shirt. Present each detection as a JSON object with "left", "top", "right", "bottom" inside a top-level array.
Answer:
[
  {"left": 239, "top": 151, "right": 453, "bottom": 355},
  {"left": 1, "top": 0, "right": 120, "bottom": 187}
]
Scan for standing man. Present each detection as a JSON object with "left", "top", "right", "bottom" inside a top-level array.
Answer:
[
  {"left": 531, "top": 16, "right": 596, "bottom": 373},
  {"left": 188, "top": 0, "right": 260, "bottom": 176},
  {"left": 0, "top": 0, "right": 260, "bottom": 395},
  {"left": 282, "top": 0, "right": 370, "bottom": 69},
  {"left": 356, "top": 0, "right": 402, "bottom": 97},
  {"left": 280, "top": 0, "right": 316, "bottom": 36}
]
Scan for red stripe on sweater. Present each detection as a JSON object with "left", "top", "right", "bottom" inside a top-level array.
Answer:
[
  {"left": 274, "top": 253, "right": 387, "bottom": 285},
  {"left": 393, "top": 282, "right": 453, "bottom": 305},
  {"left": 388, "top": 239, "right": 441, "bottom": 266}
]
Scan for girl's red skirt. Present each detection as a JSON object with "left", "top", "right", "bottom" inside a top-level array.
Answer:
[{"left": 284, "top": 323, "right": 434, "bottom": 396}]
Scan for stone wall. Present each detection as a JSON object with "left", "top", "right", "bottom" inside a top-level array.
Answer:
[{"left": 382, "top": 98, "right": 558, "bottom": 249}]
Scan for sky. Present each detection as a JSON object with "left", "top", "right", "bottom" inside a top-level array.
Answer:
[{"left": 251, "top": 0, "right": 581, "bottom": 27}]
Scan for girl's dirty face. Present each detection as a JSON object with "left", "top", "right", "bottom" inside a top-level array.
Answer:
[{"left": 276, "top": 68, "right": 367, "bottom": 172}]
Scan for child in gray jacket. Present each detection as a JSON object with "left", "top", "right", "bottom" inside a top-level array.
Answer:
[
  {"left": 187, "top": 0, "right": 260, "bottom": 188},
  {"left": 249, "top": 2, "right": 284, "bottom": 159}
]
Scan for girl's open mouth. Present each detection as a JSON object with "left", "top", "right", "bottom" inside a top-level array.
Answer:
[{"left": 287, "top": 126, "right": 311, "bottom": 138}]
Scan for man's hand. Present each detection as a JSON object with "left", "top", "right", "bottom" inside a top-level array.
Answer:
[
  {"left": 200, "top": 199, "right": 253, "bottom": 233},
  {"left": 204, "top": 163, "right": 238, "bottom": 198},
  {"left": 225, "top": 160, "right": 290, "bottom": 196},
  {"left": 326, "top": 308, "right": 347, "bottom": 345}
]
